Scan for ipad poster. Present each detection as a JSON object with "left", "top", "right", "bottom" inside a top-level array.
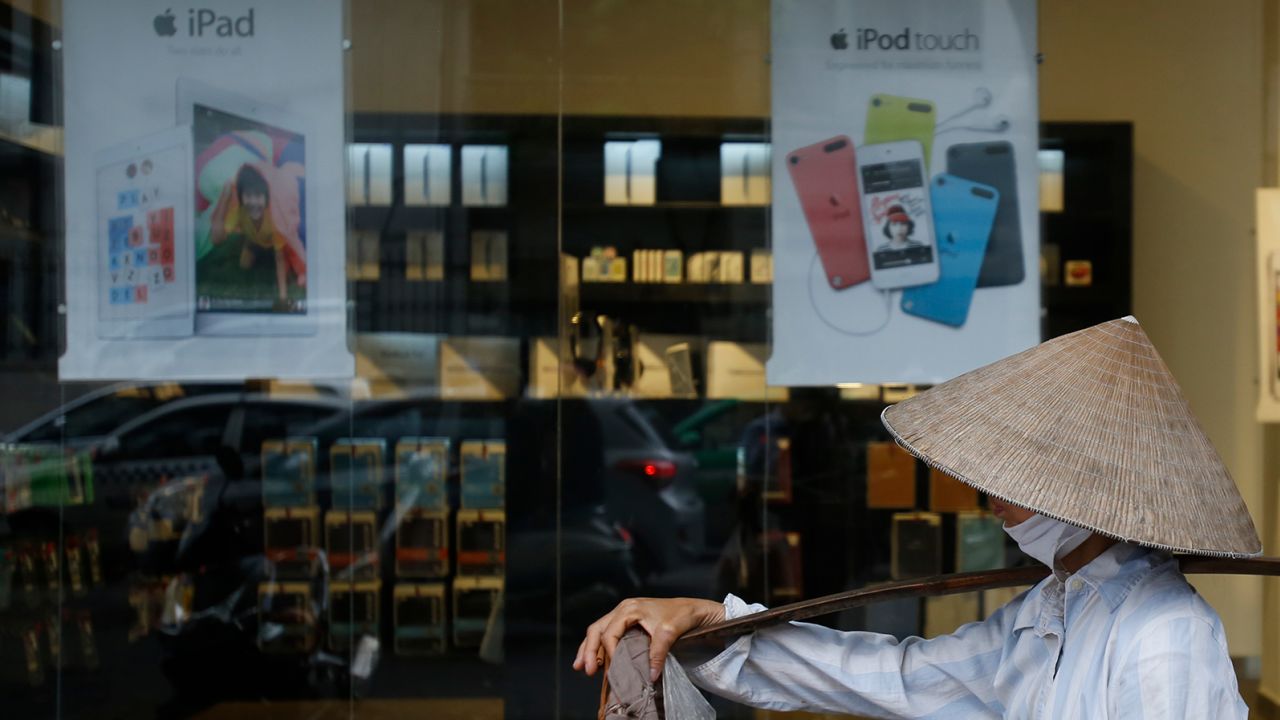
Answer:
[
  {"left": 60, "top": 0, "right": 352, "bottom": 381},
  {"left": 768, "top": 0, "right": 1040, "bottom": 386}
]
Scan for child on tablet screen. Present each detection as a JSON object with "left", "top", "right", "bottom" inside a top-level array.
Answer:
[{"left": 208, "top": 164, "right": 301, "bottom": 311}]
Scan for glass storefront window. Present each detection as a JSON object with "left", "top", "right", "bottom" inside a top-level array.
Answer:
[{"left": 0, "top": 0, "right": 1272, "bottom": 718}]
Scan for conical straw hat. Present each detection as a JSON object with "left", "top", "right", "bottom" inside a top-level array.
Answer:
[{"left": 881, "top": 316, "right": 1260, "bottom": 558}]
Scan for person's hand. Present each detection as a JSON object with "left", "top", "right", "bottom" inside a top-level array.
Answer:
[{"left": 572, "top": 597, "right": 726, "bottom": 682}]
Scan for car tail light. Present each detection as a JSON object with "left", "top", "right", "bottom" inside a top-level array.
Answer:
[{"left": 614, "top": 459, "right": 678, "bottom": 489}]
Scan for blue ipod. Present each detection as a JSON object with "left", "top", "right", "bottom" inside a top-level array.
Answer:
[{"left": 901, "top": 174, "right": 999, "bottom": 328}]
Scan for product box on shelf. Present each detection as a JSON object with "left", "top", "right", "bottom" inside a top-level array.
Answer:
[
  {"left": 330, "top": 438, "right": 386, "bottom": 511},
  {"left": 453, "top": 576, "right": 502, "bottom": 648},
  {"left": 263, "top": 506, "right": 321, "bottom": 578},
  {"left": 396, "top": 509, "right": 449, "bottom": 579},
  {"left": 258, "top": 582, "right": 319, "bottom": 654},
  {"left": 439, "top": 337, "right": 521, "bottom": 400},
  {"left": 720, "top": 142, "right": 771, "bottom": 206},
  {"left": 329, "top": 581, "right": 380, "bottom": 653},
  {"left": 403, "top": 144, "right": 452, "bottom": 207},
  {"left": 325, "top": 510, "right": 379, "bottom": 582},
  {"left": 582, "top": 246, "right": 628, "bottom": 283},
  {"left": 604, "top": 139, "right": 661, "bottom": 206},
  {"left": 405, "top": 230, "right": 445, "bottom": 281},
  {"left": 956, "top": 511, "right": 1007, "bottom": 572},
  {"left": 350, "top": 230, "right": 380, "bottom": 281},
  {"left": 890, "top": 511, "right": 942, "bottom": 581},
  {"left": 393, "top": 582, "right": 447, "bottom": 656},
  {"left": 866, "top": 441, "right": 917, "bottom": 509},
  {"left": 750, "top": 249, "right": 773, "bottom": 284},
  {"left": 459, "top": 440, "right": 505, "bottom": 510},
  {"left": 346, "top": 143, "right": 393, "bottom": 206},
  {"left": 705, "top": 341, "right": 788, "bottom": 402},
  {"left": 461, "top": 145, "right": 509, "bottom": 207},
  {"left": 456, "top": 509, "right": 505, "bottom": 576},
  {"left": 261, "top": 438, "right": 318, "bottom": 508},
  {"left": 470, "top": 230, "right": 509, "bottom": 282},
  {"left": 929, "top": 467, "right": 978, "bottom": 512},
  {"left": 395, "top": 437, "right": 450, "bottom": 511}
]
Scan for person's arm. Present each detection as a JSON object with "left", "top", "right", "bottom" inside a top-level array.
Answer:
[
  {"left": 683, "top": 594, "right": 1017, "bottom": 718},
  {"left": 1109, "top": 616, "right": 1248, "bottom": 719},
  {"left": 209, "top": 181, "right": 235, "bottom": 246},
  {"left": 574, "top": 593, "right": 1020, "bottom": 719}
]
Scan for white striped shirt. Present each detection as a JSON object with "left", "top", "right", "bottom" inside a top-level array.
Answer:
[{"left": 685, "top": 543, "right": 1246, "bottom": 718}]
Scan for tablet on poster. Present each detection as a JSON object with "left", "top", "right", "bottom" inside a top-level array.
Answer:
[
  {"left": 60, "top": 0, "right": 352, "bottom": 380},
  {"left": 179, "top": 79, "right": 315, "bottom": 335},
  {"left": 95, "top": 126, "right": 194, "bottom": 339}
]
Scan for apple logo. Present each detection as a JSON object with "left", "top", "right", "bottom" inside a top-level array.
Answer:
[
  {"left": 830, "top": 28, "right": 848, "bottom": 50},
  {"left": 154, "top": 9, "right": 177, "bottom": 37}
]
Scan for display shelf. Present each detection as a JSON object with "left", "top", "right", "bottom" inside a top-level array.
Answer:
[
  {"left": 579, "top": 282, "right": 768, "bottom": 307},
  {"left": 563, "top": 202, "right": 766, "bottom": 212}
]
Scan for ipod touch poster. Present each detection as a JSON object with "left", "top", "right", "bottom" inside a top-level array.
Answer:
[
  {"left": 60, "top": 0, "right": 353, "bottom": 380},
  {"left": 767, "top": 0, "right": 1039, "bottom": 386}
]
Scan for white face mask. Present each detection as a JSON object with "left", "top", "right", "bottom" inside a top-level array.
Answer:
[{"left": 1003, "top": 513, "right": 1092, "bottom": 570}]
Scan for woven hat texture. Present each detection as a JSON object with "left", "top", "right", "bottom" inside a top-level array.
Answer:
[{"left": 881, "top": 316, "right": 1260, "bottom": 557}]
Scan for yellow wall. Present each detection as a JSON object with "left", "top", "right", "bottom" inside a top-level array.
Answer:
[
  {"left": 349, "top": 0, "right": 769, "bottom": 116},
  {"left": 1040, "top": 0, "right": 1268, "bottom": 661}
]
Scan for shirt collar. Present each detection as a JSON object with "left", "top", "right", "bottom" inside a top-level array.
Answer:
[{"left": 1012, "top": 543, "right": 1164, "bottom": 631}]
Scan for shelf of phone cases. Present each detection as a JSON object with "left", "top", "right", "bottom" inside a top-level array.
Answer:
[
  {"left": 261, "top": 437, "right": 318, "bottom": 508},
  {"left": 394, "top": 582, "right": 447, "bottom": 656},
  {"left": 2, "top": 536, "right": 104, "bottom": 610},
  {"left": 329, "top": 581, "right": 380, "bottom": 653},
  {"left": 0, "top": 445, "right": 95, "bottom": 512},
  {"left": 456, "top": 509, "right": 504, "bottom": 577},
  {"left": 395, "top": 438, "right": 450, "bottom": 512},
  {"left": 453, "top": 576, "right": 502, "bottom": 649},
  {"left": 12, "top": 609, "right": 102, "bottom": 676},
  {"left": 258, "top": 581, "right": 320, "bottom": 654},
  {"left": 459, "top": 440, "right": 505, "bottom": 510},
  {"left": 396, "top": 509, "right": 450, "bottom": 579},
  {"left": 330, "top": 438, "right": 386, "bottom": 511},
  {"left": 325, "top": 510, "right": 379, "bottom": 582}
]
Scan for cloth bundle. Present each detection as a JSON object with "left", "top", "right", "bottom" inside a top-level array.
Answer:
[{"left": 598, "top": 629, "right": 715, "bottom": 720}]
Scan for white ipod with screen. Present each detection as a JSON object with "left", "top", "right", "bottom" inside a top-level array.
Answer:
[
  {"left": 856, "top": 140, "right": 939, "bottom": 290},
  {"left": 177, "top": 78, "right": 317, "bottom": 336},
  {"left": 95, "top": 126, "right": 196, "bottom": 339}
]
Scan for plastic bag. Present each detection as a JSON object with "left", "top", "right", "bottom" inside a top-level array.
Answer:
[{"left": 663, "top": 653, "right": 716, "bottom": 720}]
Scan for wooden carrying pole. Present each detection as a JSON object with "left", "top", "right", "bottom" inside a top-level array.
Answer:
[{"left": 673, "top": 556, "right": 1280, "bottom": 650}]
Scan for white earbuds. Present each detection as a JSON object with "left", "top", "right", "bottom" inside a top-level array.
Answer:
[{"left": 936, "top": 89, "right": 1009, "bottom": 135}]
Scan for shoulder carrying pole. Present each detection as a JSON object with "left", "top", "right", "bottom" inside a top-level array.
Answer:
[{"left": 673, "top": 556, "right": 1280, "bottom": 651}]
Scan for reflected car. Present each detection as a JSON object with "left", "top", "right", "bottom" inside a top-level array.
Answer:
[{"left": 589, "top": 398, "right": 704, "bottom": 576}]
